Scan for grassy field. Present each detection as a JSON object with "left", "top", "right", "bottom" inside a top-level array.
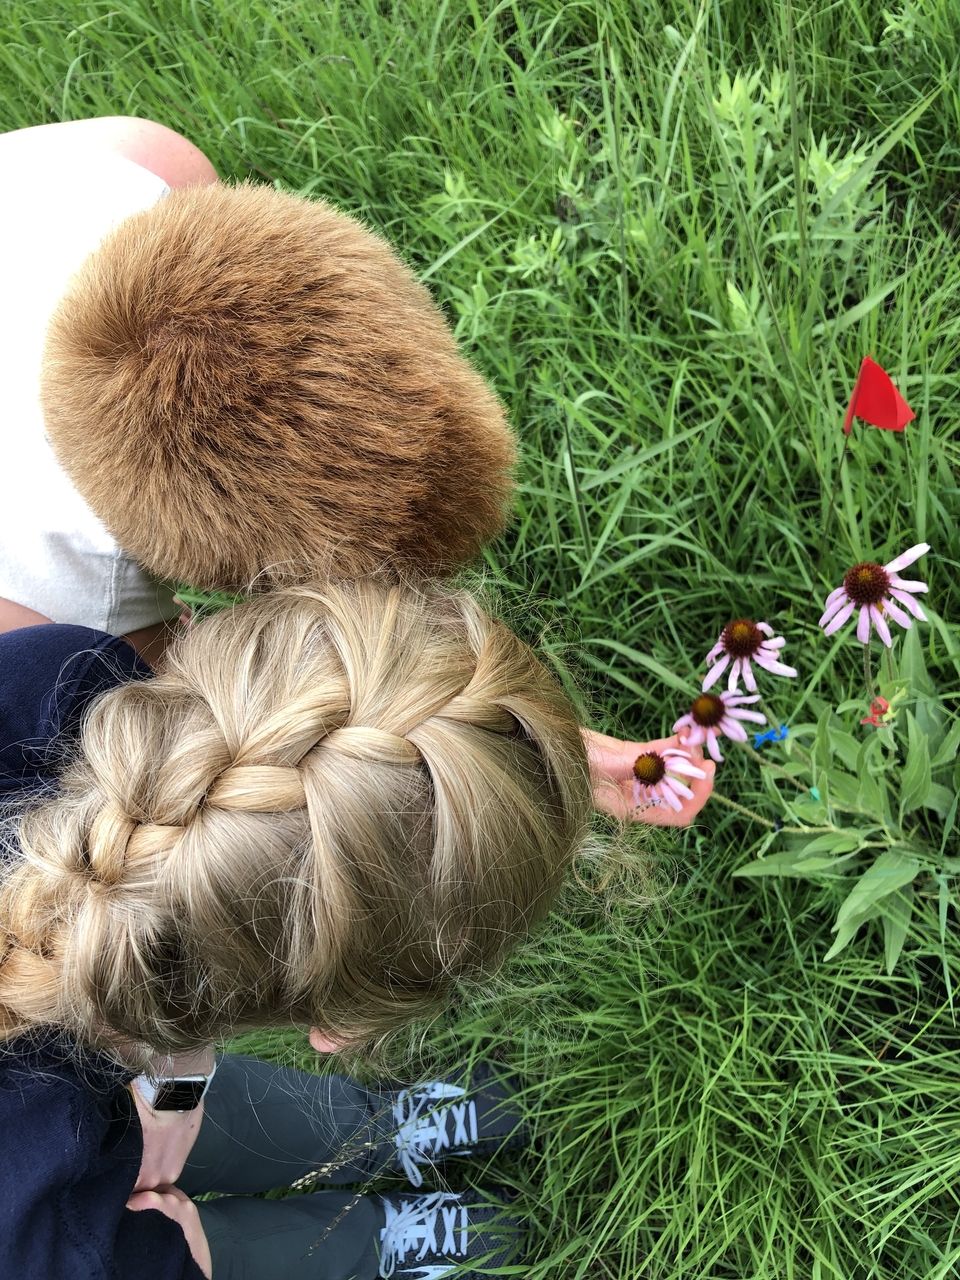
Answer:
[{"left": 3, "top": 1, "right": 960, "bottom": 1275}]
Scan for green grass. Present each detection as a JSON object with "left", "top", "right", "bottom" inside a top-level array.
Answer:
[{"left": 3, "top": 1, "right": 960, "bottom": 1274}]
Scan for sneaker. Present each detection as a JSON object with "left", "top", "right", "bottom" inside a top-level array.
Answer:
[
  {"left": 389, "top": 1064, "right": 527, "bottom": 1188},
  {"left": 377, "top": 1189, "right": 520, "bottom": 1279}
]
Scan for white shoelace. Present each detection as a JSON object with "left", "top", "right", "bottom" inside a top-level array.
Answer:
[
  {"left": 392, "top": 1082, "right": 479, "bottom": 1188},
  {"left": 379, "top": 1191, "right": 469, "bottom": 1279}
]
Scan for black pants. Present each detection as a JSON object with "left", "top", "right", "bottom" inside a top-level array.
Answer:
[{"left": 180, "top": 1054, "right": 400, "bottom": 1280}]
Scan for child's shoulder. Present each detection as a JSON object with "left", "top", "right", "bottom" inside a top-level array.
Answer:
[{"left": 0, "top": 623, "right": 151, "bottom": 797}]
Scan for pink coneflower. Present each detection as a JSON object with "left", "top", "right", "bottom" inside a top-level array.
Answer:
[
  {"left": 703, "top": 619, "right": 797, "bottom": 693},
  {"left": 632, "top": 747, "right": 706, "bottom": 813},
  {"left": 819, "top": 543, "right": 929, "bottom": 646},
  {"left": 673, "top": 691, "right": 766, "bottom": 763}
]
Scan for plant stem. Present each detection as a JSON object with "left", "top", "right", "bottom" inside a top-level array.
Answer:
[
  {"left": 710, "top": 791, "right": 836, "bottom": 835},
  {"left": 863, "top": 645, "right": 876, "bottom": 700},
  {"left": 710, "top": 792, "right": 777, "bottom": 826}
]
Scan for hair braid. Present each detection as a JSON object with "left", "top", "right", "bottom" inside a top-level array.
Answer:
[{"left": 0, "top": 579, "right": 593, "bottom": 1059}]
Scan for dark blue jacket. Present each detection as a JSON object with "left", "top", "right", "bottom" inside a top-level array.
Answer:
[{"left": 0, "top": 626, "right": 205, "bottom": 1280}]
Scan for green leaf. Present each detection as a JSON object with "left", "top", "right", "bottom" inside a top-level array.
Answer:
[
  {"left": 923, "top": 605, "right": 960, "bottom": 683},
  {"left": 814, "top": 706, "right": 834, "bottom": 773},
  {"left": 830, "top": 730, "right": 863, "bottom": 774},
  {"left": 898, "top": 625, "right": 945, "bottom": 758},
  {"left": 939, "top": 791, "right": 959, "bottom": 860},
  {"left": 881, "top": 882, "right": 915, "bottom": 974},
  {"left": 795, "top": 832, "right": 865, "bottom": 856},
  {"left": 836, "top": 700, "right": 866, "bottom": 716},
  {"left": 931, "top": 720, "right": 960, "bottom": 771},
  {"left": 900, "top": 710, "right": 933, "bottom": 816},
  {"left": 924, "top": 783, "right": 955, "bottom": 821},
  {"left": 826, "top": 768, "right": 860, "bottom": 810},
  {"left": 734, "top": 847, "right": 860, "bottom": 879},
  {"left": 834, "top": 850, "right": 921, "bottom": 930},
  {"left": 856, "top": 735, "right": 887, "bottom": 818},
  {"left": 824, "top": 901, "right": 885, "bottom": 962},
  {"left": 578, "top": 642, "right": 694, "bottom": 698},
  {"left": 786, "top": 794, "right": 829, "bottom": 826},
  {"left": 897, "top": 620, "right": 929, "bottom": 688},
  {"left": 810, "top": 87, "right": 940, "bottom": 228}
]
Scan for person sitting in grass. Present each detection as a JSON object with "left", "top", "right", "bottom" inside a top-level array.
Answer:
[{"left": 1, "top": 577, "right": 611, "bottom": 1279}]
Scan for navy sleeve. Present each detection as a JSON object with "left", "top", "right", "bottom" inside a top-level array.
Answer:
[
  {"left": 0, "top": 1036, "right": 206, "bottom": 1280},
  {"left": 0, "top": 624, "right": 152, "bottom": 797}
]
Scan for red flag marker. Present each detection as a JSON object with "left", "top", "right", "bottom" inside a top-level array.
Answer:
[{"left": 843, "top": 356, "right": 915, "bottom": 435}]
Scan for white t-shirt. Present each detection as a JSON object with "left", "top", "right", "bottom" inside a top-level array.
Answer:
[{"left": 0, "top": 147, "right": 180, "bottom": 634}]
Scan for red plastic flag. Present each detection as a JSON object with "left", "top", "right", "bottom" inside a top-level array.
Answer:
[{"left": 843, "top": 356, "right": 915, "bottom": 435}]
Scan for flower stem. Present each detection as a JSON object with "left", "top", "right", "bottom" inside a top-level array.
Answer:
[
  {"left": 710, "top": 792, "right": 777, "bottom": 826},
  {"left": 710, "top": 791, "right": 829, "bottom": 834},
  {"left": 863, "top": 645, "right": 876, "bottom": 700},
  {"left": 709, "top": 790, "right": 881, "bottom": 838}
]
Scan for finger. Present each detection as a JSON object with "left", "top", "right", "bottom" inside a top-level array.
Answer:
[{"left": 127, "top": 1191, "right": 167, "bottom": 1212}]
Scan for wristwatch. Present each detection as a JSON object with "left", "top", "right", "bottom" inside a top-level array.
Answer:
[{"left": 132, "top": 1059, "right": 217, "bottom": 1112}]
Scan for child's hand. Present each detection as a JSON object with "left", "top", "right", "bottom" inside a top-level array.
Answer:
[
  {"left": 127, "top": 1186, "right": 212, "bottom": 1278},
  {"left": 583, "top": 728, "right": 716, "bottom": 827},
  {"left": 129, "top": 1084, "right": 205, "bottom": 1194}
]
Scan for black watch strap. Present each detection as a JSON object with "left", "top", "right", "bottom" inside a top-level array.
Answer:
[{"left": 148, "top": 1078, "right": 208, "bottom": 1111}]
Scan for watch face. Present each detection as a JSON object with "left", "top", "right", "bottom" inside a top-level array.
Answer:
[{"left": 152, "top": 1079, "right": 207, "bottom": 1111}]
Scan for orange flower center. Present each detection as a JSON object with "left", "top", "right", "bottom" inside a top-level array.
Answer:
[
  {"left": 721, "top": 618, "right": 762, "bottom": 658},
  {"left": 842, "top": 562, "right": 890, "bottom": 607},
  {"left": 633, "top": 752, "right": 666, "bottom": 785},
  {"left": 691, "top": 693, "right": 725, "bottom": 727}
]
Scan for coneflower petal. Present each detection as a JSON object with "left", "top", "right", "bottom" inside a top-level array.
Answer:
[
  {"left": 726, "top": 708, "right": 766, "bottom": 724},
  {"left": 882, "top": 597, "right": 913, "bottom": 629},
  {"left": 823, "top": 599, "right": 855, "bottom": 636},
  {"left": 665, "top": 758, "right": 708, "bottom": 779},
  {"left": 822, "top": 585, "right": 847, "bottom": 610},
  {"left": 857, "top": 604, "right": 871, "bottom": 644},
  {"left": 819, "top": 595, "right": 850, "bottom": 628},
  {"left": 889, "top": 576, "right": 928, "bottom": 594},
  {"left": 891, "top": 589, "right": 927, "bottom": 621},
  {"left": 727, "top": 658, "right": 742, "bottom": 693},
  {"left": 702, "top": 654, "right": 730, "bottom": 691},
  {"left": 706, "top": 729, "right": 724, "bottom": 763},
  {"left": 741, "top": 659, "right": 758, "bottom": 692},
  {"left": 658, "top": 784, "right": 684, "bottom": 812},
  {"left": 884, "top": 543, "right": 929, "bottom": 574},
  {"left": 757, "top": 622, "right": 774, "bottom": 637},
  {"left": 759, "top": 637, "right": 787, "bottom": 651},
  {"left": 754, "top": 653, "right": 798, "bottom": 677},
  {"left": 720, "top": 717, "right": 749, "bottom": 741},
  {"left": 870, "top": 604, "right": 893, "bottom": 647},
  {"left": 664, "top": 776, "right": 695, "bottom": 801}
]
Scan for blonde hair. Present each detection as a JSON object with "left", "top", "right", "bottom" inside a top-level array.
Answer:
[
  {"left": 40, "top": 180, "right": 516, "bottom": 591},
  {"left": 0, "top": 581, "right": 591, "bottom": 1063}
]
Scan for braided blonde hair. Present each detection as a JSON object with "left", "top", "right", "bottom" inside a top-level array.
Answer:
[{"left": 0, "top": 580, "right": 591, "bottom": 1062}]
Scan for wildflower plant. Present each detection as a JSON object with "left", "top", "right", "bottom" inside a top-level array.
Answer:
[{"left": 670, "top": 361, "right": 956, "bottom": 973}]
